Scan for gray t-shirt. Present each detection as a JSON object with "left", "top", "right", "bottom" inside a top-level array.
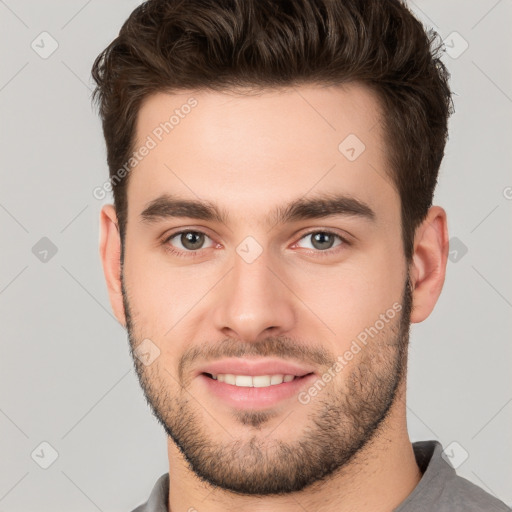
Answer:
[{"left": 130, "top": 440, "right": 511, "bottom": 511}]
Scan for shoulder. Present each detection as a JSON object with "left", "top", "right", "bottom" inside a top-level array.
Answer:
[
  {"left": 439, "top": 473, "right": 511, "bottom": 511},
  {"left": 129, "top": 473, "right": 169, "bottom": 512},
  {"left": 395, "top": 440, "right": 510, "bottom": 512}
]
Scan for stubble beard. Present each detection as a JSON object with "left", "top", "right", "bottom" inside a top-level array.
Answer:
[{"left": 122, "top": 272, "right": 413, "bottom": 495}]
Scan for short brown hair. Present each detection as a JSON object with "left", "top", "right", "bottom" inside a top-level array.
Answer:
[{"left": 91, "top": 0, "right": 454, "bottom": 263}]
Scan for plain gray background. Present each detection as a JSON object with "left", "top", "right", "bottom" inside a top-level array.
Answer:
[{"left": 1, "top": 0, "right": 511, "bottom": 510}]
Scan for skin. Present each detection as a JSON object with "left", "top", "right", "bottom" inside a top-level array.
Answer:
[{"left": 99, "top": 83, "right": 449, "bottom": 512}]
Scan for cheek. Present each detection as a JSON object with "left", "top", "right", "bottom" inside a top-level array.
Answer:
[
  {"left": 290, "top": 248, "right": 405, "bottom": 347},
  {"left": 123, "top": 244, "right": 218, "bottom": 340},
  {"left": 122, "top": 242, "right": 170, "bottom": 332}
]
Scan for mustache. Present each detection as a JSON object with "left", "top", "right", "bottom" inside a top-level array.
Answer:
[{"left": 177, "top": 336, "right": 335, "bottom": 383}]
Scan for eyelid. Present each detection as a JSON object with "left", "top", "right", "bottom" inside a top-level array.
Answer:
[
  {"left": 162, "top": 227, "right": 351, "bottom": 256},
  {"left": 163, "top": 226, "right": 352, "bottom": 242},
  {"left": 162, "top": 228, "right": 216, "bottom": 248},
  {"left": 295, "top": 227, "right": 352, "bottom": 245}
]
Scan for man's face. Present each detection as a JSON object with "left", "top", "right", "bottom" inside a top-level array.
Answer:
[{"left": 120, "top": 84, "right": 412, "bottom": 494}]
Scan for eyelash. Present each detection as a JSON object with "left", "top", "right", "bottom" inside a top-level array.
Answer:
[{"left": 161, "top": 229, "right": 351, "bottom": 259}]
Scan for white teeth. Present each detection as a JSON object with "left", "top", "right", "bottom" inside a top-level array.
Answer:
[
  {"left": 253, "top": 375, "right": 272, "bottom": 387},
  {"left": 209, "top": 373, "right": 297, "bottom": 387},
  {"left": 224, "top": 374, "right": 236, "bottom": 385},
  {"left": 235, "top": 375, "right": 253, "bottom": 387}
]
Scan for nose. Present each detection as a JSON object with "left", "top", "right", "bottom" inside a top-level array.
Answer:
[{"left": 211, "top": 247, "right": 297, "bottom": 343}]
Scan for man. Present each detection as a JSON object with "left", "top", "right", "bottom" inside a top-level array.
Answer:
[{"left": 91, "top": 0, "right": 510, "bottom": 510}]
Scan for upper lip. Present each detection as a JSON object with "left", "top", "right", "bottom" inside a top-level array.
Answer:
[{"left": 195, "top": 358, "right": 316, "bottom": 378}]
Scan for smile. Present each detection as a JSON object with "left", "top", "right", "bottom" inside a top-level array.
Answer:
[{"left": 207, "top": 373, "right": 300, "bottom": 387}]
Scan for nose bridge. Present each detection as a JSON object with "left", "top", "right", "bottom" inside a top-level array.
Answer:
[{"left": 211, "top": 237, "right": 296, "bottom": 341}]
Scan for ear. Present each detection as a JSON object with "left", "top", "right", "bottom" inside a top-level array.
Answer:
[
  {"left": 409, "top": 206, "right": 449, "bottom": 323},
  {"left": 99, "top": 204, "right": 126, "bottom": 328}
]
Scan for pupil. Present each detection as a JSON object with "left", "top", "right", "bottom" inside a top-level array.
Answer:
[
  {"left": 313, "top": 232, "right": 333, "bottom": 250},
  {"left": 183, "top": 232, "right": 203, "bottom": 249}
]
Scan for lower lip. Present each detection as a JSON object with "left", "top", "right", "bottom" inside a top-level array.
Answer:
[{"left": 198, "top": 373, "right": 317, "bottom": 409}]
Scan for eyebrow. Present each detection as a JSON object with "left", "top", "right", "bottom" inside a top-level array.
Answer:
[{"left": 139, "top": 192, "right": 376, "bottom": 228}]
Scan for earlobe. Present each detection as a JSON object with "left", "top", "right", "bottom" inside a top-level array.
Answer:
[
  {"left": 409, "top": 206, "right": 449, "bottom": 324},
  {"left": 99, "top": 204, "right": 127, "bottom": 328}
]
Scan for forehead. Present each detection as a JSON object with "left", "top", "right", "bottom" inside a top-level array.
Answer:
[{"left": 127, "top": 84, "right": 398, "bottom": 227}]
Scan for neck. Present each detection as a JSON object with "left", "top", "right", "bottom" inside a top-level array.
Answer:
[{"left": 166, "top": 380, "right": 422, "bottom": 512}]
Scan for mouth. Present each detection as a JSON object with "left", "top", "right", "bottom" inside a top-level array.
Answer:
[
  {"left": 202, "top": 372, "right": 313, "bottom": 388},
  {"left": 198, "top": 371, "right": 317, "bottom": 409}
]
